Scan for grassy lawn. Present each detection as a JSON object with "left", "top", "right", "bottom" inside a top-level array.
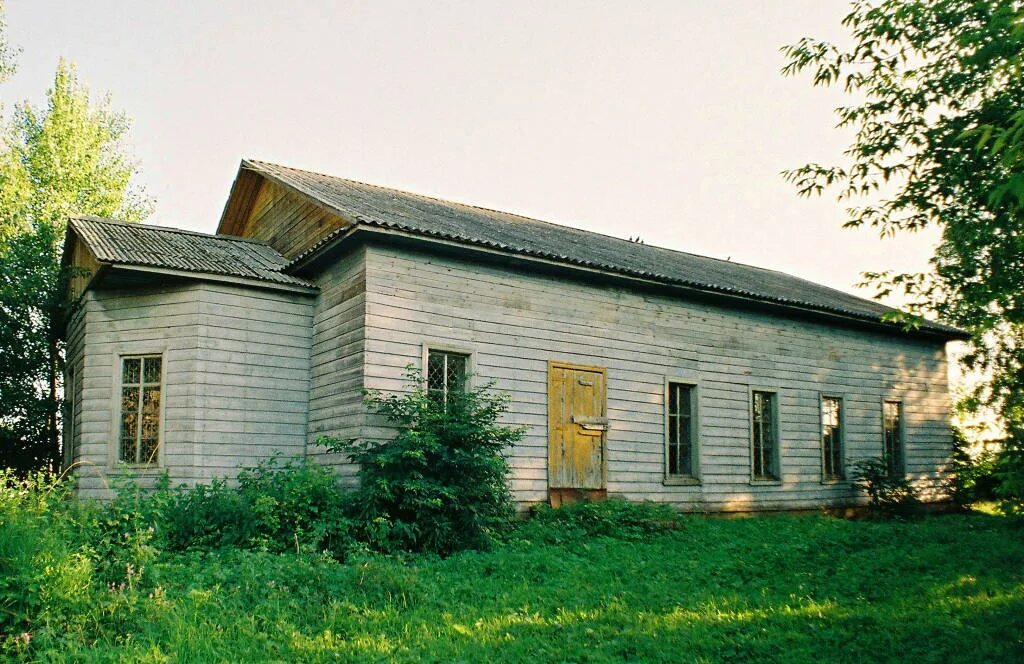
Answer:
[{"left": 19, "top": 512, "right": 1024, "bottom": 663}]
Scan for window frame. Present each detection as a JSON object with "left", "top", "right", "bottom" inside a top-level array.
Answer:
[
  {"left": 62, "top": 362, "right": 76, "bottom": 470},
  {"left": 881, "top": 398, "right": 906, "bottom": 478},
  {"left": 108, "top": 349, "right": 166, "bottom": 469},
  {"left": 748, "top": 386, "right": 782, "bottom": 484},
  {"left": 663, "top": 375, "right": 701, "bottom": 485},
  {"left": 421, "top": 342, "right": 475, "bottom": 404},
  {"left": 819, "top": 393, "right": 846, "bottom": 483}
]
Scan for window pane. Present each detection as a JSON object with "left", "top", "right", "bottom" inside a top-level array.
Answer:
[
  {"left": 822, "top": 397, "right": 842, "bottom": 479},
  {"left": 752, "top": 391, "right": 777, "bottom": 479},
  {"left": 427, "top": 352, "right": 446, "bottom": 393},
  {"left": 120, "top": 386, "right": 139, "bottom": 463},
  {"left": 667, "top": 383, "right": 695, "bottom": 477},
  {"left": 140, "top": 387, "right": 160, "bottom": 464},
  {"left": 446, "top": 354, "right": 468, "bottom": 394},
  {"left": 884, "top": 401, "right": 902, "bottom": 476},
  {"left": 143, "top": 357, "right": 162, "bottom": 384},
  {"left": 123, "top": 358, "right": 141, "bottom": 384}
]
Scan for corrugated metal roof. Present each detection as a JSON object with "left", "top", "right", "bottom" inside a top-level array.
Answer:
[
  {"left": 69, "top": 216, "right": 314, "bottom": 288},
  {"left": 244, "top": 159, "right": 964, "bottom": 338}
]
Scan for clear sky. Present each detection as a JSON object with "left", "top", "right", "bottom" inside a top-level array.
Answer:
[{"left": 2, "top": 0, "right": 939, "bottom": 303}]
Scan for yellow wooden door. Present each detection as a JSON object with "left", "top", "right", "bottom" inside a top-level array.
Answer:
[{"left": 548, "top": 361, "right": 608, "bottom": 490}]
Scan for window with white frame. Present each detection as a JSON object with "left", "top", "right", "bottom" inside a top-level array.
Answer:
[
  {"left": 119, "top": 355, "right": 162, "bottom": 465},
  {"left": 883, "top": 399, "right": 904, "bottom": 477},
  {"left": 426, "top": 349, "right": 469, "bottom": 405},
  {"left": 821, "top": 396, "right": 844, "bottom": 480},
  {"left": 751, "top": 390, "right": 779, "bottom": 480},
  {"left": 666, "top": 382, "right": 697, "bottom": 478}
]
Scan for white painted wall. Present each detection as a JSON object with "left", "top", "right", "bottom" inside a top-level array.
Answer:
[
  {"left": 360, "top": 243, "right": 954, "bottom": 512},
  {"left": 68, "top": 281, "right": 313, "bottom": 498}
]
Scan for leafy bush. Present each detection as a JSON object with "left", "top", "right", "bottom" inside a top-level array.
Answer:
[
  {"left": 519, "top": 499, "right": 687, "bottom": 544},
  {"left": 852, "top": 457, "right": 918, "bottom": 514},
  {"left": 142, "top": 459, "right": 355, "bottom": 556},
  {"left": 994, "top": 436, "right": 1024, "bottom": 518},
  {"left": 324, "top": 371, "right": 524, "bottom": 555},
  {"left": 948, "top": 431, "right": 1002, "bottom": 505}
]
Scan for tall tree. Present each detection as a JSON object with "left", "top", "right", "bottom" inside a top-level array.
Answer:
[
  {"left": 782, "top": 0, "right": 1024, "bottom": 512},
  {"left": 0, "top": 53, "right": 152, "bottom": 471}
]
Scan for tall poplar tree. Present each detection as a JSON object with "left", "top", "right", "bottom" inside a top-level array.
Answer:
[{"left": 0, "top": 5, "right": 151, "bottom": 470}]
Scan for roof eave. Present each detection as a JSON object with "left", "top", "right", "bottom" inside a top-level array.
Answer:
[
  {"left": 288, "top": 223, "right": 968, "bottom": 343},
  {"left": 104, "top": 263, "right": 319, "bottom": 295}
]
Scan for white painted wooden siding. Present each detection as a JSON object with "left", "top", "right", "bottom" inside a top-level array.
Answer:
[
  {"left": 69, "top": 282, "right": 313, "bottom": 498},
  {"left": 361, "top": 244, "right": 954, "bottom": 512},
  {"left": 306, "top": 247, "right": 366, "bottom": 482}
]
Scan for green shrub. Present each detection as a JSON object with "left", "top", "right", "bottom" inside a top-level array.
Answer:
[
  {"left": 236, "top": 457, "right": 355, "bottom": 556},
  {"left": 324, "top": 371, "right": 524, "bottom": 555},
  {"left": 852, "top": 457, "right": 918, "bottom": 514},
  {"left": 949, "top": 431, "right": 1002, "bottom": 505},
  {"left": 519, "top": 499, "right": 687, "bottom": 544},
  {"left": 154, "top": 459, "right": 355, "bottom": 556},
  {"left": 994, "top": 436, "right": 1024, "bottom": 518}
]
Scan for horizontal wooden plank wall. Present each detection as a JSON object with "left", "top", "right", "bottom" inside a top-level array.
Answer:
[
  {"left": 70, "top": 282, "right": 314, "bottom": 498},
  {"left": 71, "top": 284, "right": 201, "bottom": 498},
  {"left": 306, "top": 247, "right": 366, "bottom": 483},
  {"left": 192, "top": 283, "right": 313, "bottom": 479},
  {"left": 361, "top": 244, "right": 954, "bottom": 512},
  {"left": 63, "top": 304, "right": 87, "bottom": 471}
]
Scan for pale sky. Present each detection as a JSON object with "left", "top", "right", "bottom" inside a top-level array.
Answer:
[{"left": 3, "top": 0, "right": 940, "bottom": 303}]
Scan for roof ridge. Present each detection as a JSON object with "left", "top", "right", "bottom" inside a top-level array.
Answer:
[
  {"left": 71, "top": 215, "right": 274, "bottom": 246},
  {"left": 244, "top": 159, "right": 810, "bottom": 280}
]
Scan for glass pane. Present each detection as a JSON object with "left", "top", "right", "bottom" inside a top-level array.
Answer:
[
  {"left": 677, "top": 386, "right": 691, "bottom": 417},
  {"left": 140, "top": 387, "right": 160, "bottom": 464},
  {"left": 120, "top": 386, "right": 139, "bottom": 463},
  {"left": 668, "top": 414, "right": 679, "bottom": 475},
  {"left": 143, "top": 356, "right": 162, "bottom": 384},
  {"left": 678, "top": 446, "right": 692, "bottom": 476},
  {"left": 123, "top": 358, "right": 141, "bottom": 384},
  {"left": 668, "top": 384, "right": 679, "bottom": 417},
  {"left": 427, "top": 352, "right": 445, "bottom": 393},
  {"left": 446, "top": 354, "right": 468, "bottom": 394}
]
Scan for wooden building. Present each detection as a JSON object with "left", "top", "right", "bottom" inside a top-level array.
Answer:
[{"left": 60, "top": 159, "right": 967, "bottom": 510}]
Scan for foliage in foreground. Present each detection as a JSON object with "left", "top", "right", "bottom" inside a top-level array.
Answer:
[
  {"left": 851, "top": 457, "right": 918, "bottom": 513},
  {"left": 0, "top": 9, "right": 152, "bottom": 471},
  {"left": 321, "top": 372, "right": 525, "bottom": 555},
  {"left": 783, "top": 0, "right": 1024, "bottom": 517},
  {"left": 2, "top": 473, "right": 1023, "bottom": 662}
]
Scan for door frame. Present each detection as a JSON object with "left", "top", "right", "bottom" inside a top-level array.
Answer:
[{"left": 547, "top": 360, "right": 609, "bottom": 499}]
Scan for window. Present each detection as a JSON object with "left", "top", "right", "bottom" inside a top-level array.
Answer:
[
  {"left": 883, "top": 399, "right": 904, "bottom": 477},
  {"left": 426, "top": 349, "right": 468, "bottom": 405},
  {"left": 821, "top": 396, "right": 844, "bottom": 480},
  {"left": 666, "top": 382, "right": 697, "bottom": 478},
  {"left": 119, "top": 355, "right": 162, "bottom": 465},
  {"left": 63, "top": 364, "right": 76, "bottom": 469},
  {"left": 751, "top": 390, "right": 779, "bottom": 480}
]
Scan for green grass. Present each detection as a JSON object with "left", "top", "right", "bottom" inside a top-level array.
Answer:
[{"left": 13, "top": 512, "right": 1024, "bottom": 663}]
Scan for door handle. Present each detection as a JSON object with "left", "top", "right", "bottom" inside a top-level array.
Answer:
[{"left": 571, "top": 415, "right": 608, "bottom": 432}]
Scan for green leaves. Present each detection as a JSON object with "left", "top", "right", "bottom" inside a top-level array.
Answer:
[
  {"left": 0, "top": 52, "right": 152, "bottom": 470},
  {"left": 326, "top": 369, "right": 525, "bottom": 555},
  {"left": 783, "top": 1, "right": 1024, "bottom": 515}
]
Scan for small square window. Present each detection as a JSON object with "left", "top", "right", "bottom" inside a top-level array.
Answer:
[
  {"left": 119, "top": 355, "right": 162, "bottom": 465},
  {"left": 426, "top": 350, "right": 469, "bottom": 405}
]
